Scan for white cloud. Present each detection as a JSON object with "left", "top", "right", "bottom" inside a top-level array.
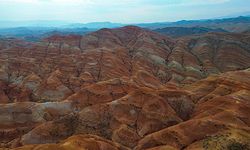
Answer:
[
  {"left": 1, "top": 0, "right": 230, "bottom": 6},
  {"left": 1, "top": 0, "right": 132, "bottom": 4},
  {"left": 1, "top": 0, "right": 37, "bottom": 3},
  {"left": 1, "top": 0, "right": 92, "bottom": 5},
  {"left": 183, "top": 0, "right": 230, "bottom": 5},
  {"left": 198, "top": 0, "right": 229, "bottom": 3},
  {"left": 0, "top": 0, "right": 246, "bottom": 23}
]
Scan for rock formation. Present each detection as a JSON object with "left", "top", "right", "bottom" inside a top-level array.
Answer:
[{"left": 0, "top": 26, "right": 250, "bottom": 149}]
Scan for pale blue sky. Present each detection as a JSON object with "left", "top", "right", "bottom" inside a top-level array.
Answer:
[{"left": 0, "top": 0, "right": 249, "bottom": 23}]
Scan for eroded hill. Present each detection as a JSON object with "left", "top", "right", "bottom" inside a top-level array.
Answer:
[{"left": 0, "top": 26, "right": 250, "bottom": 150}]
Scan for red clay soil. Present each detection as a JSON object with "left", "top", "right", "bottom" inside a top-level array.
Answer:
[{"left": 0, "top": 26, "right": 250, "bottom": 150}]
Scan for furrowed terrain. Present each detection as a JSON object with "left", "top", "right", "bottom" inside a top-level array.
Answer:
[{"left": 0, "top": 26, "right": 250, "bottom": 150}]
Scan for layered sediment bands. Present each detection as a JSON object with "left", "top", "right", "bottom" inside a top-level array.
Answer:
[
  {"left": 0, "top": 26, "right": 250, "bottom": 149},
  {"left": 14, "top": 134, "right": 130, "bottom": 150},
  {"left": 135, "top": 69, "right": 250, "bottom": 150}
]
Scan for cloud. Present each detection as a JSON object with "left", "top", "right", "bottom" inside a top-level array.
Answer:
[
  {"left": 2, "top": 0, "right": 132, "bottom": 4},
  {"left": 1, "top": 0, "right": 247, "bottom": 23},
  {"left": 1, "top": 0, "right": 230, "bottom": 6},
  {"left": 181, "top": 0, "right": 230, "bottom": 5},
  {"left": 140, "top": 0, "right": 231, "bottom": 6},
  {"left": 2, "top": 0, "right": 37, "bottom": 3},
  {"left": 1, "top": 0, "right": 92, "bottom": 5}
]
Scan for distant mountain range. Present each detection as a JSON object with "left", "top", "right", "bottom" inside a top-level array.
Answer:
[
  {"left": 0, "top": 27, "right": 94, "bottom": 41},
  {"left": 161, "top": 16, "right": 250, "bottom": 32},
  {"left": 215, "top": 11, "right": 250, "bottom": 19},
  {"left": 1, "top": 16, "right": 250, "bottom": 29},
  {"left": 154, "top": 27, "right": 227, "bottom": 38},
  {"left": 67, "top": 16, "right": 250, "bottom": 32},
  {"left": 0, "top": 16, "right": 250, "bottom": 41}
]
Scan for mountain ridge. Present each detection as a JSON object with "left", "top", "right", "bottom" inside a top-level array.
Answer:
[
  {"left": 154, "top": 27, "right": 227, "bottom": 38},
  {"left": 1, "top": 16, "right": 250, "bottom": 42},
  {"left": 0, "top": 25, "right": 250, "bottom": 149}
]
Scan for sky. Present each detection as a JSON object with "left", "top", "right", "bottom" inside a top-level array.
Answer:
[{"left": 0, "top": 0, "right": 249, "bottom": 23}]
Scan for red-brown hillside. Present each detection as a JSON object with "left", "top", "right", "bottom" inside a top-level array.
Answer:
[{"left": 0, "top": 26, "right": 250, "bottom": 149}]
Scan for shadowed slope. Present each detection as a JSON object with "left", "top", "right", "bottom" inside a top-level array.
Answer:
[{"left": 0, "top": 26, "right": 250, "bottom": 149}]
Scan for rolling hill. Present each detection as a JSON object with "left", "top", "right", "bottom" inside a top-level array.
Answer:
[{"left": 0, "top": 26, "right": 250, "bottom": 149}]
